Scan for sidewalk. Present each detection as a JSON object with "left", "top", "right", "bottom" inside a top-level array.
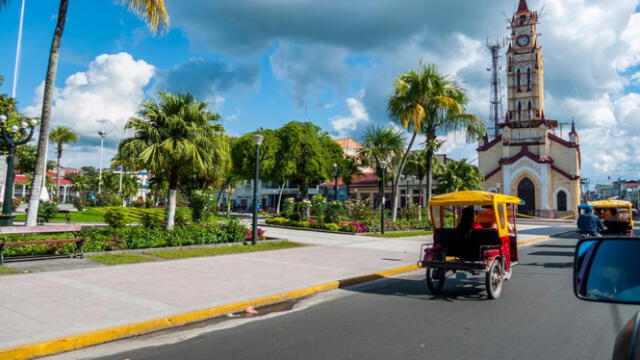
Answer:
[{"left": 0, "top": 223, "right": 571, "bottom": 355}]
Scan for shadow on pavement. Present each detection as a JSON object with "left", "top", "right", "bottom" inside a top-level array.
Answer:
[
  {"left": 532, "top": 244, "right": 576, "bottom": 249},
  {"left": 344, "top": 276, "right": 492, "bottom": 302},
  {"left": 519, "top": 261, "right": 573, "bottom": 269},
  {"left": 528, "top": 250, "right": 575, "bottom": 257}
]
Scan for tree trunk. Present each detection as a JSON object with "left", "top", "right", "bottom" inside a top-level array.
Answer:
[
  {"left": 276, "top": 181, "right": 285, "bottom": 213},
  {"left": 166, "top": 171, "right": 178, "bottom": 231},
  {"left": 56, "top": 148, "right": 61, "bottom": 201},
  {"left": 419, "top": 178, "right": 424, "bottom": 206},
  {"left": 26, "top": 0, "right": 69, "bottom": 226},
  {"left": 392, "top": 130, "right": 418, "bottom": 222},
  {"left": 226, "top": 184, "right": 233, "bottom": 216},
  {"left": 425, "top": 127, "right": 436, "bottom": 208}
]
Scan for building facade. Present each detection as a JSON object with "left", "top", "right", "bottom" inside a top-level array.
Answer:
[{"left": 477, "top": 0, "right": 581, "bottom": 218}]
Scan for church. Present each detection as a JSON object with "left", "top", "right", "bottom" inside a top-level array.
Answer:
[{"left": 477, "top": 0, "right": 581, "bottom": 218}]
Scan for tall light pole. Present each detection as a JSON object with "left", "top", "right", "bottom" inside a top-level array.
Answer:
[
  {"left": 97, "top": 128, "right": 106, "bottom": 193},
  {"left": 0, "top": 115, "right": 37, "bottom": 226},
  {"left": 333, "top": 162, "right": 339, "bottom": 201},
  {"left": 380, "top": 160, "right": 388, "bottom": 234},
  {"left": 411, "top": 175, "right": 416, "bottom": 206},
  {"left": 251, "top": 134, "right": 264, "bottom": 245}
]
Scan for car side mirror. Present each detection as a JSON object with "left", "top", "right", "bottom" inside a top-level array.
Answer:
[
  {"left": 574, "top": 237, "right": 640, "bottom": 304},
  {"left": 573, "top": 237, "right": 640, "bottom": 360}
]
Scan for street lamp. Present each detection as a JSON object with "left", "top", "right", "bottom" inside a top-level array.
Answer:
[
  {"left": 411, "top": 175, "right": 416, "bottom": 206},
  {"left": 97, "top": 128, "right": 107, "bottom": 193},
  {"left": 496, "top": 182, "right": 501, "bottom": 194},
  {"left": 0, "top": 115, "right": 37, "bottom": 226},
  {"left": 379, "top": 160, "right": 388, "bottom": 234},
  {"left": 251, "top": 134, "right": 264, "bottom": 245},
  {"left": 333, "top": 162, "right": 339, "bottom": 201}
]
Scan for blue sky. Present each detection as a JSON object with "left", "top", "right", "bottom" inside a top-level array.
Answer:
[{"left": 0, "top": 0, "right": 639, "bottom": 185}]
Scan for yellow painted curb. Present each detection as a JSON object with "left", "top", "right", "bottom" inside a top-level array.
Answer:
[
  {"left": 517, "top": 235, "right": 551, "bottom": 246},
  {"left": 0, "top": 264, "right": 419, "bottom": 360}
]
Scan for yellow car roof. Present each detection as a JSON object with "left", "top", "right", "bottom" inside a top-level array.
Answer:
[
  {"left": 588, "top": 199, "right": 633, "bottom": 208},
  {"left": 429, "top": 190, "right": 523, "bottom": 206}
]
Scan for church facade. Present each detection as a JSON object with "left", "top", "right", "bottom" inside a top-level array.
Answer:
[{"left": 477, "top": 0, "right": 581, "bottom": 218}]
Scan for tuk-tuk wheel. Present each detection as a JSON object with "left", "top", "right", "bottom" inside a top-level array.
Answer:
[
  {"left": 426, "top": 267, "right": 446, "bottom": 294},
  {"left": 486, "top": 260, "right": 503, "bottom": 299}
]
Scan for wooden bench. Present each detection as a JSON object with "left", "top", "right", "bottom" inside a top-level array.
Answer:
[{"left": 0, "top": 225, "right": 84, "bottom": 265}]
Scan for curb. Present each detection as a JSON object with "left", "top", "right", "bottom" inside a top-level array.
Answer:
[
  {"left": 0, "top": 264, "right": 419, "bottom": 360},
  {"left": 517, "top": 230, "right": 575, "bottom": 246}
]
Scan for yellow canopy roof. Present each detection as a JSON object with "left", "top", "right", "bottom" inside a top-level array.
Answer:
[
  {"left": 429, "top": 190, "right": 523, "bottom": 206},
  {"left": 588, "top": 199, "right": 633, "bottom": 208}
]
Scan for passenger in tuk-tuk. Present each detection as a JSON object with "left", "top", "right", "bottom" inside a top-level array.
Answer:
[
  {"left": 605, "top": 208, "right": 621, "bottom": 222},
  {"left": 475, "top": 205, "right": 497, "bottom": 229},
  {"left": 457, "top": 206, "right": 475, "bottom": 234}
]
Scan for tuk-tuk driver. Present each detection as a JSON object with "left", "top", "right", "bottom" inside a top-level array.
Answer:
[{"left": 577, "top": 205, "right": 606, "bottom": 237}]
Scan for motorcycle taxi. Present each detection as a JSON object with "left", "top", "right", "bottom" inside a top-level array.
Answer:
[{"left": 418, "top": 191, "right": 523, "bottom": 299}]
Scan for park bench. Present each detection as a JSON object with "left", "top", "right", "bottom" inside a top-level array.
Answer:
[{"left": 0, "top": 225, "right": 84, "bottom": 265}]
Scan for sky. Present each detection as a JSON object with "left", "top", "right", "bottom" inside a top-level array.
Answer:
[{"left": 0, "top": 0, "right": 639, "bottom": 186}]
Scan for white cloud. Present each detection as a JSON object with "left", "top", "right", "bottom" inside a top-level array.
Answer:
[
  {"left": 24, "top": 52, "right": 154, "bottom": 167},
  {"left": 331, "top": 97, "right": 370, "bottom": 138}
]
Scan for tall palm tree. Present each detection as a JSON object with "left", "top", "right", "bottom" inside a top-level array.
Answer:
[
  {"left": 357, "top": 125, "right": 405, "bottom": 209},
  {"left": 118, "top": 92, "right": 228, "bottom": 230},
  {"left": 388, "top": 63, "right": 485, "bottom": 220},
  {"left": 434, "top": 159, "right": 483, "bottom": 194},
  {"left": 49, "top": 126, "right": 78, "bottom": 197},
  {"left": 7, "top": 0, "right": 170, "bottom": 225}
]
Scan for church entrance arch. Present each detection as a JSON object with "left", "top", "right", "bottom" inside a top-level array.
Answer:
[{"left": 517, "top": 177, "right": 536, "bottom": 216}]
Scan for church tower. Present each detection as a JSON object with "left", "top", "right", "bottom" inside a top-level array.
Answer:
[
  {"left": 506, "top": 0, "right": 545, "bottom": 123},
  {"left": 477, "top": 0, "right": 581, "bottom": 218}
]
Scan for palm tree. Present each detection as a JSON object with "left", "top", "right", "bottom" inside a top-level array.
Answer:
[
  {"left": 7, "top": 0, "right": 169, "bottom": 226},
  {"left": 118, "top": 92, "right": 228, "bottom": 230},
  {"left": 388, "top": 63, "right": 485, "bottom": 220},
  {"left": 70, "top": 173, "right": 89, "bottom": 197},
  {"left": 357, "top": 125, "right": 405, "bottom": 209},
  {"left": 49, "top": 126, "right": 79, "bottom": 197},
  {"left": 339, "top": 157, "right": 363, "bottom": 198},
  {"left": 434, "top": 159, "right": 483, "bottom": 194}
]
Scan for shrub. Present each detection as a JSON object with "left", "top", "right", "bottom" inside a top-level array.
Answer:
[
  {"left": 324, "top": 201, "right": 345, "bottom": 223},
  {"left": 145, "top": 197, "right": 154, "bottom": 208},
  {"left": 217, "top": 219, "right": 248, "bottom": 242},
  {"left": 266, "top": 217, "right": 288, "bottom": 226},
  {"left": 189, "top": 192, "right": 214, "bottom": 222},
  {"left": 398, "top": 204, "right": 421, "bottom": 220},
  {"left": 311, "top": 195, "right": 327, "bottom": 223},
  {"left": 322, "top": 223, "right": 340, "bottom": 231},
  {"left": 103, "top": 207, "right": 129, "bottom": 228},
  {"left": 244, "top": 228, "right": 266, "bottom": 241},
  {"left": 174, "top": 208, "right": 191, "bottom": 227},
  {"left": 96, "top": 192, "right": 115, "bottom": 207},
  {"left": 104, "top": 234, "right": 125, "bottom": 250},
  {"left": 297, "top": 199, "right": 312, "bottom": 221},
  {"left": 73, "top": 196, "right": 86, "bottom": 211},
  {"left": 38, "top": 201, "right": 59, "bottom": 223},
  {"left": 345, "top": 199, "right": 376, "bottom": 221},
  {"left": 141, "top": 211, "right": 164, "bottom": 228},
  {"left": 281, "top": 198, "right": 295, "bottom": 219},
  {"left": 111, "top": 196, "right": 123, "bottom": 207}
]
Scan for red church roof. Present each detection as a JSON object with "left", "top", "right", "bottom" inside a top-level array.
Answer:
[{"left": 517, "top": 0, "right": 529, "bottom": 13}]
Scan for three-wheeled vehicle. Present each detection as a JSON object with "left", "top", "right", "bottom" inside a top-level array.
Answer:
[
  {"left": 588, "top": 199, "right": 634, "bottom": 236},
  {"left": 418, "top": 191, "right": 522, "bottom": 299}
]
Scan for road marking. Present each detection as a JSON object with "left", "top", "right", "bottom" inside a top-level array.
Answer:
[{"left": 0, "top": 264, "right": 418, "bottom": 360}]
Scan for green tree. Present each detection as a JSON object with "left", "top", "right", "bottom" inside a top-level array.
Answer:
[
  {"left": 357, "top": 125, "right": 405, "bottom": 209},
  {"left": 388, "top": 63, "right": 485, "bottom": 220},
  {"left": 71, "top": 173, "right": 89, "bottom": 195},
  {"left": 49, "top": 126, "right": 79, "bottom": 195},
  {"left": 6, "top": 0, "right": 170, "bottom": 226},
  {"left": 118, "top": 92, "right": 228, "bottom": 230},
  {"left": 276, "top": 122, "right": 343, "bottom": 199},
  {"left": 434, "top": 159, "right": 483, "bottom": 194},
  {"left": 338, "top": 157, "right": 362, "bottom": 198},
  {"left": 404, "top": 150, "right": 445, "bottom": 206},
  {"left": 0, "top": 75, "right": 16, "bottom": 116}
]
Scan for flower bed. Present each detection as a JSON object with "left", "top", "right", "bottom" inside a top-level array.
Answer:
[
  {"left": 1, "top": 219, "right": 256, "bottom": 257},
  {"left": 265, "top": 216, "right": 428, "bottom": 233}
]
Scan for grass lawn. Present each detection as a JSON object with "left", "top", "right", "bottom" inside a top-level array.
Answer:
[
  {"left": 146, "top": 241, "right": 304, "bottom": 259},
  {"left": 0, "top": 266, "right": 17, "bottom": 275},
  {"left": 88, "top": 253, "right": 156, "bottom": 265},
  {"left": 366, "top": 230, "right": 433, "bottom": 238}
]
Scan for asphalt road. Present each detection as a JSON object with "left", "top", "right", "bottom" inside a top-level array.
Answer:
[{"left": 96, "top": 235, "right": 638, "bottom": 360}]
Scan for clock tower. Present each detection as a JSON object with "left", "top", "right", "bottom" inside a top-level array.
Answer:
[
  {"left": 506, "top": 0, "right": 545, "bottom": 123},
  {"left": 477, "top": 0, "right": 581, "bottom": 218}
]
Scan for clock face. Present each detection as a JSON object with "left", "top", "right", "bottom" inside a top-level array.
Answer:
[{"left": 517, "top": 35, "right": 530, "bottom": 47}]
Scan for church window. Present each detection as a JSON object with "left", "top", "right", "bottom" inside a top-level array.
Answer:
[
  {"left": 528, "top": 101, "right": 532, "bottom": 119},
  {"left": 527, "top": 68, "right": 531, "bottom": 90},
  {"left": 519, "top": 16, "right": 527, "bottom": 25},
  {"left": 516, "top": 68, "right": 521, "bottom": 91},
  {"left": 517, "top": 101, "right": 522, "bottom": 121},
  {"left": 557, "top": 191, "right": 567, "bottom": 212}
]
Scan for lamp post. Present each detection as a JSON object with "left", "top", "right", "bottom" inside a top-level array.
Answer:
[
  {"left": 97, "top": 128, "right": 106, "bottom": 193},
  {"left": 251, "top": 134, "right": 264, "bottom": 245},
  {"left": 380, "top": 160, "right": 388, "bottom": 234},
  {"left": 0, "top": 115, "right": 37, "bottom": 226},
  {"left": 496, "top": 182, "right": 501, "bottom": 194},
  {"left": 333, "top": 162, "right": 339, "bottom": 201},
  {"left": 411, "top": 175, "right": 416, "bottom": 206}
]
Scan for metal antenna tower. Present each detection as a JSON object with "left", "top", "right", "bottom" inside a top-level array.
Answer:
[{"left": 487, "top": 38, "right": 505, "bottom": 139}]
